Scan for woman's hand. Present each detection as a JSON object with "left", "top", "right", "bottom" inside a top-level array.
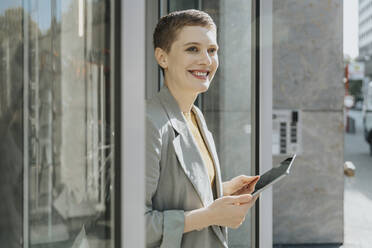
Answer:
[
  {"left": 223, "top": 175, "right": 260, "bottom": 196},
  {"left": 206, "top": 194, "right": 259, "bottom": 229}
]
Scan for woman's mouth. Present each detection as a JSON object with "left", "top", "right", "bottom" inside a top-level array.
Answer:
[{"left": 188, "top": 70, "right": 210, "bottom": 80}]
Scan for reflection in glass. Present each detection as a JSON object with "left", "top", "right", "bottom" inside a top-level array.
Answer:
[
  {"left": 0, "top": 0, "right": 116, "bottom": 247},
  {"left": 202, "top": 1, "right": 253, "bottom": 247},
  {"left": 0, "top": 2, "right": 25, "bottom": 248},
  {"left": 169, "top": 0, "right": 199, "bottom": 12}
]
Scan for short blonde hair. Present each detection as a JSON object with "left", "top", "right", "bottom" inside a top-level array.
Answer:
[{"left": 153, "top": 9, "right": 216, "bottom": 53}]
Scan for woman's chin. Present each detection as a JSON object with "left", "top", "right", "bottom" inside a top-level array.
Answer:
[{"left": 193, "top": 81, "right": 210, "bottom": 93}]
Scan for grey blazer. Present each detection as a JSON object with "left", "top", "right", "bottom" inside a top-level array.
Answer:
[{"left": 145, "top": 86, "right": 228, "bottom": 248}]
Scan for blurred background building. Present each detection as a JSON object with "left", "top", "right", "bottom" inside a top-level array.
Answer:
[{"left": 359, "top": 0, "right": 372, "bottom": 58}]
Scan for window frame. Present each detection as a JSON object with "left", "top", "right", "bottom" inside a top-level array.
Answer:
[
  {"left": 255, "top": 0, "right": 274, "bottom": 247},
  {"left": 120, "top": 0, "right": 146, "bottom": 247}
]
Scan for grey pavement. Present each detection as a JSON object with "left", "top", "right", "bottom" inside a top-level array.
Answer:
[{"left": 342, "top": 109, "right": 372, "bottom": 248}]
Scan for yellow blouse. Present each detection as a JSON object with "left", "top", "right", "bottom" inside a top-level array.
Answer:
[{"left": 183, "top": 111, "right": 216, "bottom": 196}]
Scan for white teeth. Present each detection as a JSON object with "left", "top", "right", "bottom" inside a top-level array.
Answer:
[{"left": 192, "top": 71, "right": 207, "bottom": 76}]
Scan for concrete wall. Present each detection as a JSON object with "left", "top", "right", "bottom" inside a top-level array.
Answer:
[{"left": 272, "top": 0, "right": 344, "bottom": 244}]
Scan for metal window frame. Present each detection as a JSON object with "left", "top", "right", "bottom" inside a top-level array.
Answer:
[
  {"left": 258, "top": 0, "right": 273, "bottom": 247},
  {"left": 252, "top": 0, "right": 273, "bottom": 247},
  {"left": 251, "top": 0, "right": 260, "bottom": 246},
  {"left": 112, "top": 0, "right": 122, "bottom": 247},
  {"left": 121, "top": 0, "right": 146, "bottom": 247}
]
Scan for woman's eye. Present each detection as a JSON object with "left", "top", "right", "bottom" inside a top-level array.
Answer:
[
  {"left": 208, "top": 48, "right": 217, "bottom": 54},
  {"left": 186, "top": 46, "right": 198, "bottom": 52}
]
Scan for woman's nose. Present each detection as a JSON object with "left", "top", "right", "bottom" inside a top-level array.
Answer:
[{"left": 199, "top": 51, "right": 212, "bottom": 65}]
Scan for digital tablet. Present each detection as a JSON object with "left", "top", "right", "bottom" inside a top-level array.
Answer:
[{"left": 252, "top": 155, "right": 296, "bottom": 197}]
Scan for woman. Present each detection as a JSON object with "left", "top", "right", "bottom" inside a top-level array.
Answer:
[{"left": 146, "top": 9, "right": 260, "bottom": 248}]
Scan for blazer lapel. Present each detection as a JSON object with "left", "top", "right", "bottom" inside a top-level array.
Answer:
[
  {"left": 158, "top": 87, "right": 214, "bottom": 208},
  {"left": 173, "top": 133, "right": 227, "bottom": 245},
  {"left": 172, "top": 135, "right": 214, "bottom": 207},
  {"left": 192, "top": 107, "right": 227, "bottom": 245},
  {"left": 193, "top": 111, "right": 223, "bottom": 199},
  {"left": 158, "top": 87, "right": 227, "bottom": 246}
]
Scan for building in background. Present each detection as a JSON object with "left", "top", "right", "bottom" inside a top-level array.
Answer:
[
  {"left": 359, "top": 0, "right": 372, "bottom": 57},
  {"left": 358, "top": 0, "right": 372, "bottom": 77},
  {"left": 0, "top": 0, "right": 345, "bottom": 247}
]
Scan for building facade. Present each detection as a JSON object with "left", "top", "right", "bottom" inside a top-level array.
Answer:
[{"left": 359, "top": 0, "right": 372, "bottom": 57}]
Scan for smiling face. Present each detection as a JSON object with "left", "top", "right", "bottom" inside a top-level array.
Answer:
[{"left": 156, "top": 25, "right": 219, "bottom": 95}]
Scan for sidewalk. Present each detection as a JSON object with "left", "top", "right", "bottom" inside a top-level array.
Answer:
[{"left": 342, "top": 110, "right": 372, "bottom": 248}]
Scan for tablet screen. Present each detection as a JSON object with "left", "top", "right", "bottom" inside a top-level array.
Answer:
[{"left": 252, "top": 156, "right": 295, "bottom": 196}]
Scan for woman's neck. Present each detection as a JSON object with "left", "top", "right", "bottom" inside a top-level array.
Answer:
[{"left": 165, "top": 82, "right": 198, "bottom": 113}]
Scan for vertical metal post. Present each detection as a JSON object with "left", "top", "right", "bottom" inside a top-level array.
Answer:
[
  {"left": 121, "top": 0, "right": 145, "bottom": 247},
  {"left": 110, "top": 0, "right": 121, "bottom": 246},
  {"left": 259, "top": 1, "right": 273, "bottom": 247},
  {"left": 251, "top": 0, "right": 260, "bottom": 247}
]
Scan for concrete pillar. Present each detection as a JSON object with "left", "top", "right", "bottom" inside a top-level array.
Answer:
[{"left": 272, "top": 0, "right": 344, "bottom": 244}]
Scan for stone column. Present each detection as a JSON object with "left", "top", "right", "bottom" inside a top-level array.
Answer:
[{"left": 272, "top": 0, "right": 344, "bottom": 244}]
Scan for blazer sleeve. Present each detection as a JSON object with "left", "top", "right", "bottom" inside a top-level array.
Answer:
[{"left": 145, "top": 116, "right": 185, "bottom": 248}]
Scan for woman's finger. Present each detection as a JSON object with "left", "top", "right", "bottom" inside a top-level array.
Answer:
[
  {"left": 225, "top": 194, "right": 252, "bottom": 205},
  {"left": 244, "top": 176, "right": 260, "bottom": 184},
  {"left": 233, "top": 176, "right": 260, "bottom": 195}
]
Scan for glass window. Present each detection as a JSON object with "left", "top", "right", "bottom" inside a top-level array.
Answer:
[
  {"left": 169, "top": 0, "right": 200, "bottom": 12},
  {"left": 0, "top": 0, "right": 118, "bottom": 247},
  {"left": 202, "top": 1, "right": 253, "bottom": 247}
]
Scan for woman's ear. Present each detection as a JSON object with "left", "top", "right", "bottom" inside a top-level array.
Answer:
[{"left": 154, "top": 47, "right": 168, "bottom": 70}]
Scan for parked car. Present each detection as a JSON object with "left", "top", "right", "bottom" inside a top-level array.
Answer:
[{"left": 362, "top": 81, "right": 372, "bottom": 155}]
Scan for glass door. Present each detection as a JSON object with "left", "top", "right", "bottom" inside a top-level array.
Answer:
[{"left": 201, "top": 2, "right": 255, "bottom": 247}]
